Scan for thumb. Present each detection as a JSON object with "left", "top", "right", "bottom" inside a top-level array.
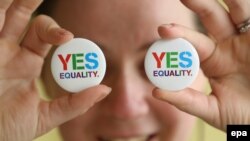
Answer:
[
  {"left": 37, "top": 85, "right": 111, "bottom": 136},
  {"left": 152, "top": 88, "right": 220, "bottom": 129}
]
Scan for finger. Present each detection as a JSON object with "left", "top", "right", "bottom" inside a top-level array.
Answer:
[
  {"left": 0, "top": 0, "right": 13, "bottom": 31},
  {"left": 0, "top": 0, "right": 42, "bottom": 42},
  {"left": 224, "top": 0, "right": 250, "bottom": 25},
  {"left": 158, "top": 24, "right": 215, "bottom": 63},
  {"left": 37, "top": 85, "right": 112, "bottom": 136},
  {"left": 21, "top": 15, "right": 74, "bottom": 58},
  {"left": 152, "top": 88, "right": 222, "bottom": 130},
  {"left": 181, "top": 0, "right": 235, "bottom": 41}
]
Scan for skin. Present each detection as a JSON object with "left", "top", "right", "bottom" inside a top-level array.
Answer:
[
  {"left": 0, "top": 0, "right": 249, "bottom": 141},
  {"left": 43, "top": 0, "right": 206, "bottom": 141}
]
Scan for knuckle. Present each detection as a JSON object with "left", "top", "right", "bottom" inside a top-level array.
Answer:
[
  {"left": 14, "top": 0, "right": 43, "bottom": 14},
  {"left": 34, "top": 14, "right": 51, "bottom": 23},
  {"left": 32, "top": 14, "right": 54, "bottom": 30}
]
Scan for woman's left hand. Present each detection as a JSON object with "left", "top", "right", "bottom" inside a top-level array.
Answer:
[{"left": 153, "top": 0, "right": 250, "bottom": 131}]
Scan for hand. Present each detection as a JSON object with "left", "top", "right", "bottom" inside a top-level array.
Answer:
[
  {"left": 0, "top": 0, "right": 111, "bottom": 141},
  {"left": 153, "top": 0, "right": 250, "bottom": 131}
]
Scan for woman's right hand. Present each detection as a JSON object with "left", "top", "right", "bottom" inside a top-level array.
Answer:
[{"left": 0, "top": 0, "right": 111, "bottom": 141}]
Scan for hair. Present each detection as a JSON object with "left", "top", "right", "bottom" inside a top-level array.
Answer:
[
  {"left": 36, "top": 0, "right": 205, "bottom": 33},
  {"left": 36, "top": 0, "right": 57, "bottom": 15}
]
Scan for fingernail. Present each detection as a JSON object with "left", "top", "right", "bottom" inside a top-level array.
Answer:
[
  {"left": 152, "top": 89, "right": 161, "bottom": 98},
  {"left": 161, "top": 23, "right": 174, "bottom": 28},
  {"left": 57, "top": 28, "right": 73, "bottom": 36}
]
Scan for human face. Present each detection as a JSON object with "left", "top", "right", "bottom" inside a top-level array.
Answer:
[{"left": 46, "top": 0, "right": 206, "bottom": 140}]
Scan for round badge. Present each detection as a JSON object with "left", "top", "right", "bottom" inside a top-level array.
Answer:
[
  {"left": 144, "top": 38, "right": 200, "bottom": 91},
  {"left": 51, "top": 38, "right": 106, "bottom": 93}
]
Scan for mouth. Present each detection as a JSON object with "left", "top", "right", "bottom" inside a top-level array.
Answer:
[{"left": 98, "top": 134, "right": 158, "bottom": 141}]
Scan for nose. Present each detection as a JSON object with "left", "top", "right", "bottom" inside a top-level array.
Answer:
[{"left": 102, "top": 64, "right": 150, "bottom": 120}]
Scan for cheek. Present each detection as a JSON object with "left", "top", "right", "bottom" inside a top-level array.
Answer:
[
  {"left": 59, "top": 114, "right": 97, "bottom": 141},
  {"left": 149, "top": 98, "right": 184, "bottom": 125},
  {"left": 190, "top": 69, "right": 208, "bottom": 91},
  {"left": 148, "top": 97, "right": 196, "bottom": 140},
  {"left": 59, "top": 118, "right": 84, "bottom": 141}
]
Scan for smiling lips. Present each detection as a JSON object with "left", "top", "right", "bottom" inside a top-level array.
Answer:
[{"left": 98, "top": 134, "right": 158, "bottom": 141}]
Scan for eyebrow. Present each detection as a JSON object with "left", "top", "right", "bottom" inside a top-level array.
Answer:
[
  {"left": 94, "top": 42, "right": 112, "bottom": 59},
  {"left": 93, "top": 41, "right": 109, "bottom": 53}
]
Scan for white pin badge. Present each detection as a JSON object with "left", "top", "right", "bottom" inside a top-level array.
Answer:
[
  {"left": 144, "top": 38, "right": 199, "bottom": 91},
  {"left": 51, "top": 38, "right": 106, "bottom": 93}
]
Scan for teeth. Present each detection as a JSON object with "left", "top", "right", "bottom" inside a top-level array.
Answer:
[{"left": 108, "top": 136, "right": 148, "bottom": 141}]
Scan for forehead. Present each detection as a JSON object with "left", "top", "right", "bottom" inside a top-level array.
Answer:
[{"left": 50, "top": 0, "right": 195, "bottom": 50}]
